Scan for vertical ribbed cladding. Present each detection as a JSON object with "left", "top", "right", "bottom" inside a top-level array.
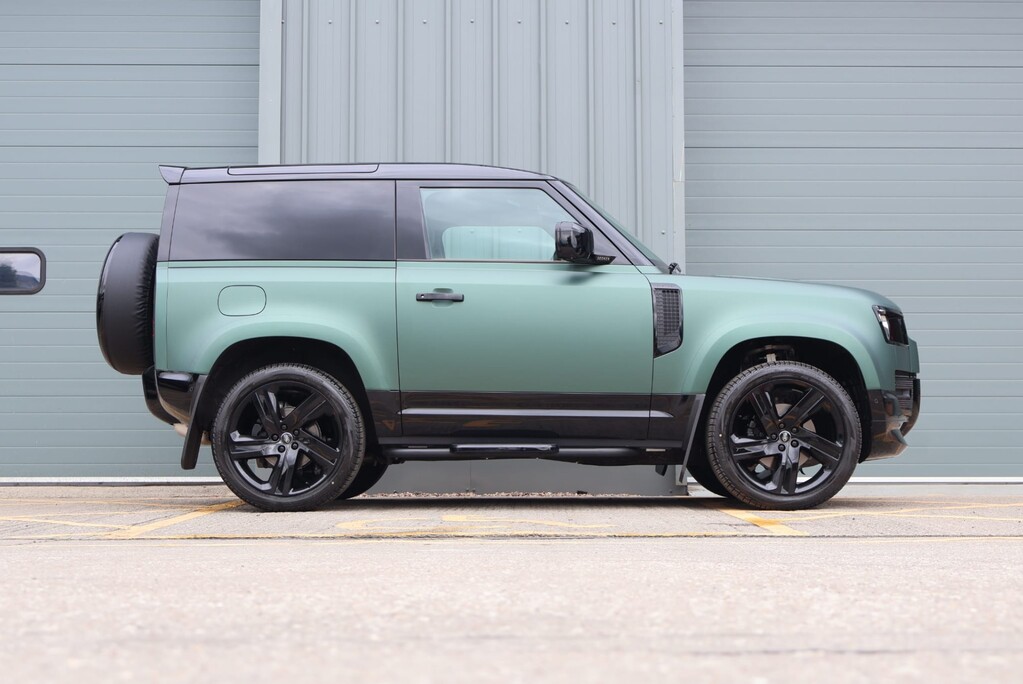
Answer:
[{"left": 652, "top": 284, "right": 683, "bottom": 356}]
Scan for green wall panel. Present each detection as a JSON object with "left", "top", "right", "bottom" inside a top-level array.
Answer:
[
  {"left": 0, "top": 0, "right": 259, "bottom": 477},
  {"left": 684, "top": 0, "right": 1023, "bottom": 477}
]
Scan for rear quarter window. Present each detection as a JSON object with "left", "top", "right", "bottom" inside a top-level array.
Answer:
[{"left": 169, "top": 180, "right": 395, "bottom": 261}]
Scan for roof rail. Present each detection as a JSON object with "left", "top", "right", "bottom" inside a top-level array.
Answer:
[
  {"left": 159, "top": 165, "right": 186, "bottom": 184},
  {"left": 226, "top": 164, "right": 379, "bottom": 176}
]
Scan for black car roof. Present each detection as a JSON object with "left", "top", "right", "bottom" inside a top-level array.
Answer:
[{"left": 160, "top": 163, "right": 555, "bottom": 185}]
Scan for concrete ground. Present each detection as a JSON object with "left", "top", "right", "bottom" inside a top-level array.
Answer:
[{"left": 1, "top": 484, "right": 1022, "bottom": 683}]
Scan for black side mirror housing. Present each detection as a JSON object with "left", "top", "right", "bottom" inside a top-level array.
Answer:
[
  {"left": 555, "top": 222, "right": 614, "bottom": 265},
  {"left": 555, "top": 221, "right": 594, "bottom": 262}
]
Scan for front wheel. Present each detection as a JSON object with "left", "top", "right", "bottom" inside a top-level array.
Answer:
[
  {"left": 705, "top": 361, "right": 861, "bottom": 510},
  {"left": 211, "top": 364, "right": 365, "bottom": 512},
  {"left": 336, "top": 455, "right": 389, "bottom": 500}
]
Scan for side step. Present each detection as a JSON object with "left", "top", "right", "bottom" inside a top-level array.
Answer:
[
  {"left": 381, "top": 445, "right": 682, "bottom": 466},
  {"left": 451, "top": 444, "right": 558, "bottom": 454}
]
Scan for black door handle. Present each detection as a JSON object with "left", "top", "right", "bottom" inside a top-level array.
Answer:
[{"left": 416, "top": 292, "right": 464, "bottom": 302}]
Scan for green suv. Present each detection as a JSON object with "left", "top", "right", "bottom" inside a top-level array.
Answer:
[{"left": 96, "top": 163, "right": 920, "bottom": 511}]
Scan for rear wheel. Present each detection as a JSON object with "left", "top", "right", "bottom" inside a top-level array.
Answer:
[
  {"left": 211, "top": 364, "right": 365, "bottom": 512},
  {"left": 705, "top": 361, "right": 860, "bottom": 510}
]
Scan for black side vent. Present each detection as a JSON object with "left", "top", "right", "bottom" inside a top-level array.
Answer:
[{"left": 652, "top": 284, "right": 683, "bottom": 356}]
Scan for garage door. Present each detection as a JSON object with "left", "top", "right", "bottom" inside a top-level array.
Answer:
[
  {"left": 684, "top": 1, "right": 1023, "bottom": 477},
  {"left": 0, "top": 0, "right": 259, "bottom": 477}
]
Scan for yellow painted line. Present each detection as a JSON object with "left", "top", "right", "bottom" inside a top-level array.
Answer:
[
  {"left": 115, "top": 530, "right": 751, "bottom": 540},
  {"left": 877, "top": 513, "right": 1023, "bottom": 523},
  {"left": 0, "top": 498, "right": 199, "bottom": 510},
  {"left": 104, "top": 500, "right": 243, "bottom": 539},
  {"left": 441, "top": 514, "right": 608, "bottom": 529},
  {"left": 336, "top": 515, "right": 609, "bottom": 533},
  {"left": 784, "top": 501, "right": 1023, "bottom": 523},
  {"left": 5, "top": 531, "right": 109, "bottom": 539},
  {"left": 713, "top": 506, "right": 808, "bottom": 536},
  {"left": 847, "top": 536, "right": 1023, "bottom": 545},
  {"left": 336, "top": 517, "right": 433, "bottom": 531},
  {"left": 0, "top": 516, "right": 130, "bottom": 530},
  {"left": 0, "top": 511, "right": 141, "bottom": 517}
]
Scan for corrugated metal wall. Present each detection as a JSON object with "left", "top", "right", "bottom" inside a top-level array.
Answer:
[
  {"left": 684, "top": 1, "right": 1023, "bottom": 476},
  {"left": 261, "top": 0, "right": 684, "bottom": 263},
  {"left": 259, "top": 0, "right": 687, "bottom": 494},
  {"left": 0, "top": 0, "right": 259, "bottom": 477}
]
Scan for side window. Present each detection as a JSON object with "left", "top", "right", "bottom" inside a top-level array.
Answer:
[
  {"left": 419, "top": 188, "right": 572, "bottom": 261},
  {"left": 0, "top": 248, "right": 45, "bottom": 294},
  {"left": 170, "top": 180, "right": 395, "bottom": 261}
]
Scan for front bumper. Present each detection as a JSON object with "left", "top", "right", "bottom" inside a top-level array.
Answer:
[{"left": 864, "top": 373, "right": 921, "bottom": 461}]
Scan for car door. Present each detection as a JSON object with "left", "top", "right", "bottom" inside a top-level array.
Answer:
[{"left": 395, "top": 180, "right": 654, "bottom": 441}]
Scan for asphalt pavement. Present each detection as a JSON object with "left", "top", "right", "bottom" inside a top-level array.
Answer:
[{"left": 1, "top": 484, "right": 1021, "bottom": 683}]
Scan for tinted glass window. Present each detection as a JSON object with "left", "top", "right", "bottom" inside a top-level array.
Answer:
[
  {"left": 0, "top": 249, "right": 44, "bottom": 294},
  {"left": 420, "top": 188, "right": 572, "bottom": 261},
  {"left": 170, "top": 181, "right": 395, "bottom": 261}
]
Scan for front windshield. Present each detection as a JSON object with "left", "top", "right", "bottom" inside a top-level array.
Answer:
[{"left": 567, "top": 183, "right": 671, "bottom": 273}]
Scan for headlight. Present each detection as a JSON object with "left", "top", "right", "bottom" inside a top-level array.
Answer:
[{"left": 873, "top": 306, "right": 909, "bottom": 345}]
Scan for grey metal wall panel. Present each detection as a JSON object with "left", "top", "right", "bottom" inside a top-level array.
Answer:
[
  {"left": 261, "top": 0, "right": 686, "bottom": 494},
  {"left": 266, "top": 0, "right": 683, "bottom": 263},
  {"left": 684, "top": 0, "right": 1023, "bottom": 477},
  {"left": 0, "top": 0, "right": 259, "bottom": 477}
]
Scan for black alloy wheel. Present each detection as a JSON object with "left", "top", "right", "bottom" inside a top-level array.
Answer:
[
  {"left": 211, "top": 364, "right": 365, "bottom": 511},
  {"left": 705, "top": 361, "right": 860, "bottom": 510}
]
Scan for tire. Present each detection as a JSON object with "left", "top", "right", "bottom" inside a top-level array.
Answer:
[
  {"left": 705, "top": 361, "right": 861, "bottom": 510},
  {"left": 211, "top": 364, "right": 365, "bottom": 512},
  {"left": 336, "top": 455, "right": 389, "bottom": 500},
  {"left": 96, "top": 232, "right": 159, "bottom": 375},
  {"left": 684, "top": 444, "right": 733, "bottom": 498}
]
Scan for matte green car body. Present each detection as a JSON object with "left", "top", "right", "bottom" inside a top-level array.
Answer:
[
  {"left": 158, "top": 261, "right": 400, "bottom": 391},
  {"left": 646, "top": 272, "right": 919, "bottom": 396},
  {"left": 130, "top": 162, "right": 922, "bottom": 490},
  {"left": 158, "top": 262, "right": 918, "bottom": 400}
]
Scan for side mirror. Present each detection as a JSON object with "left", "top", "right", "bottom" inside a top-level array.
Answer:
[
  {"left": 555, "top": 221, "right": 594, "bottom": 263},
  {"left": 555, "top": 222, "right": 615, "bottom": 265}
]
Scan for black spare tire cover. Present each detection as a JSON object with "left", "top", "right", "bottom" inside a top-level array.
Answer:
[{"left": 96, "top": 232, "right": 159, "bottom": 375}]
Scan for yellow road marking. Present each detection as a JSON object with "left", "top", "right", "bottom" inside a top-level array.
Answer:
[
  {"left": 336, "top": 515, "right": 609, "bottom": 533},
  {"left": 713, "top": 506, "right": 808, "bottom": 536},
  {"left": 871, "top": 513, "right": 1023, "bottom": 523},
  {"left": 6, "top": 531, "right": 110, "bottom": 539},
  {"left": 0, "top": 498, "right": 200, "bottom": 510},
  {"left": 783, "top": 501, "right": 1023, "bottom": 523},
  {"left": 0, "top": 516, "right": 129, "bottom": 530},
  {"left": 442, "top": 514, "right": 608, "bottom": 529},
  {"left": 847, "top": 536, "right": 1023, "bottom": 545},
  {"left": 98, "top": 530, "right": 750, "bottom": 540},
  {"left": 104, "top": 500, "right": 243, "bottom": 539},
  {"left": 0, "top": 511, "right": 141, "bottom": 517},
  {"left": 336, "top": 516, "right": 433, "bottom": 531}
]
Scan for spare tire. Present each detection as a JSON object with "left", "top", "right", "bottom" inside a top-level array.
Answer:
[{"left": 96, "top": 232, "right": 159, "bottom": 375}]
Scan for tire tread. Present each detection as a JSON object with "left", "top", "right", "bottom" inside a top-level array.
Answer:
[
  {"left": 211, "top": 363, "right": 365, "bottom": 512},
  {"left": 705, "top": 361, "right": 861, "bottom": 511}
]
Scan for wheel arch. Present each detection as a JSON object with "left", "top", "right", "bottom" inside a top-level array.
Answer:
[
  {"left": 194, "top": 336, "right": 379, "bottom": 447},
  {"left": 184, "top": 320, "right": 395, "bottom": 391},
  {"left": 684, "top": 321, "right": 880, "bottom": 394},
  {"left": 689, "top": 334, "right": 874, "bottom": 463}
]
